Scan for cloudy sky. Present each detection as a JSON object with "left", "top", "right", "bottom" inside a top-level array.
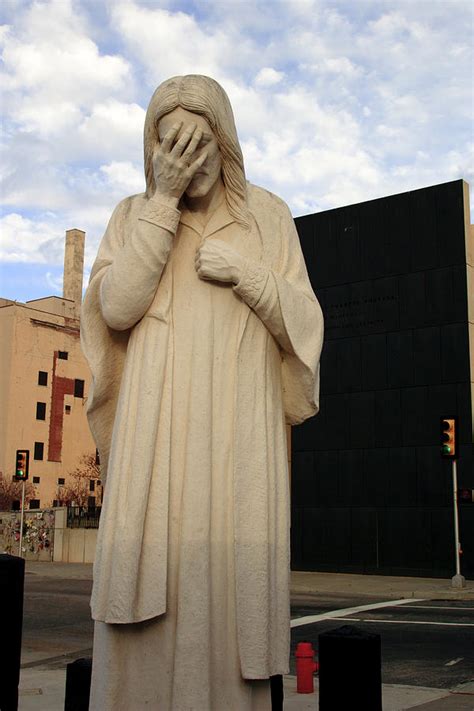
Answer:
[{"left": 1, "top": 0, "right": 472, "bottom": 302}]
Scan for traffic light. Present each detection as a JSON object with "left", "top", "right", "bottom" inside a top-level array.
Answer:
[
  {"left": 14, "top": 450, "right": 29, "bottom": 481},
  {"left": 440, "top": 417, "right": 457, "bottom": 459}
]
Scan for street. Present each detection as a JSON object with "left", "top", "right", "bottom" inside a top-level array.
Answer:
[
  {"left": 291, "top": 597, "right": 474, "bottom": 690},
  {"left": 21, "top": 566, "right": 474, "bottom": 697},
  {"left": 21, "top": 571, "right": 93, "bottom": 669}
]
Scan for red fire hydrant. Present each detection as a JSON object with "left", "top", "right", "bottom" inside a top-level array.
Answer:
[{"left": 296, "top": 641, "right": 318, "bottom": 693}]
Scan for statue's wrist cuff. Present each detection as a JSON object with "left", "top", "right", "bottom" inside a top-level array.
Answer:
[
  {"left": 139, "top": 198, "right": 181, "bottom": 234},
  {"left": 233, "top": 262, "right": 269, "bottom": 308}
]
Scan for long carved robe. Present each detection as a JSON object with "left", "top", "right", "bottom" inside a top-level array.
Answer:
[{"left": 81, "top": 183, "right": 323, "bottom": 709}]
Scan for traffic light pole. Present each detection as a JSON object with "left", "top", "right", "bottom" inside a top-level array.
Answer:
[
  {"left": 18, "top": 481, "right": 25, "bottom": 558},
  {"left": 451, "top": 459, "right": 465, "bottom": 589}
]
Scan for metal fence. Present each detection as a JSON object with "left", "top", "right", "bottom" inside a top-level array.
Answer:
[{"left": 67, "top": 506, "right": 102, "bottom": 529}]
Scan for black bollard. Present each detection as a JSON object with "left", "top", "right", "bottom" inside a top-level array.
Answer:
[
  {"left": 64, "top": 657, "right": 92, "bottom": 711},
  {"left": 0, "top": 554, "right": 25, "bottom": 711},
  {"left": 270, "top": 674, "right": 283, "bottom": 711},
  {"left": 319, "top": 625, "right": 382, "bottom": 710}
]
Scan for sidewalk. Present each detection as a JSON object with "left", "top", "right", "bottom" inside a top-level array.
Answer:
[
  {"left": 18, "top": 670, "right": 474, "bottom": 710},
  {"left": 25, "top": 561, "right": 474, "bottom": 600},
  {"left": 290, "top": 570, "right": 474, "bottom": 602},
  {"left": 20, "top": 563, "right": 474, "bottom": 709}
]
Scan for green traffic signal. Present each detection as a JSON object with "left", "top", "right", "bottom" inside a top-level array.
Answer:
[
  {"left": 14, "top": 450, "right": 29, "bottom": 481},
  {"left": 440, "top": 417, "right": 457, "bottom": 459}
]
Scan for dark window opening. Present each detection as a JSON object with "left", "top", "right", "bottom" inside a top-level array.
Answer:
[
  {"left": 65, "top": 405, "right": 71, "bottom": 414},
  {"left": 95, "top": 449, "right": 100, "bottom": 466},
  {"left": 89, "top": 479, "right": 95, "bottom": 492},
  {"left": 58, "top": 351, "right": 68, "bottom": 360},
  {"left": 58, "top": 477, "right": 65, "bottom": 486},
  {"left": 29, "top": 499, "right": 40, "bottom": 510},
  {"left": 34, "top": 442, "right": 44, "bottom": 460},
  {"left": 74, "top": 379, "right": 84, "bottom": 398},
  {"left": 36, "top": 402, "right": 46, "bottom": 420},
  {"left": 33, "top": 476, "right": 41, "bottom": 484},
  {"left": 88, "top": 495, "right": 96, "bottom": 508},
  {"left": 38, "top": 371, "right": 48, "bottom": 386},
  {"left": 12, "top": 500, "right": 20, "bottom": 511},
  {"left": 52, "top": 499, "right": 60, "bottom": 507}
]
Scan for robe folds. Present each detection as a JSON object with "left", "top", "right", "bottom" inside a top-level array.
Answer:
[{"left": 81, "top": 182, "right": 324, "bottom": 682}]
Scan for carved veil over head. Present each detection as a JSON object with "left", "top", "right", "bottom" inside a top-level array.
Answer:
[{"left": 144, "top": 74, "right": 250, "bottom": 229}]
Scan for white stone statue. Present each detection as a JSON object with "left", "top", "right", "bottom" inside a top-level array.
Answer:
[{"left": 81, "top": 74, "right": 324, "bottom": 710}]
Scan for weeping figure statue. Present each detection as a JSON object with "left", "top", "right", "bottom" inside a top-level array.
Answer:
[{"left": 81, "top": 74, "right": 324, "bottom": 710}]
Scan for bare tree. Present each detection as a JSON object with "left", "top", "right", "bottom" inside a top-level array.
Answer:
[
  {"left": 54, "top": 453, "right": 102, "bottom": 507},
  {"left": 0, "top": 472, "right": 37, "bottom": 511}
]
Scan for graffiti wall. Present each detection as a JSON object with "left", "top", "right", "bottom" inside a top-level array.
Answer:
[{"left": 0, "top": 509, "right": 55, "bottom": 560}]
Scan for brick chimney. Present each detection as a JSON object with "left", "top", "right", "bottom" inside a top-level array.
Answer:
[{"left": 63, "top": 229, "right": 85, "bottom": 318}]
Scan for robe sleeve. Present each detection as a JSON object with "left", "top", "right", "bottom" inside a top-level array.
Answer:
[
  {"left": 99, "top": 198, "right": 179, "bottom": 331},
  {"left": 81, "top": 194, "right": 178, "bottom": 485},
  {"left": 233, "top": 199, "right": 324, "bottom": 424}
]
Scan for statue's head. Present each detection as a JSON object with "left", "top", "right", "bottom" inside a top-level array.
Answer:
[{"left": 144, "top": 75, "right": 249, "bottom": 228}]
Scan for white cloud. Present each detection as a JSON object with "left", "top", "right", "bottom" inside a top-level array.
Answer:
[
  {"left": 110, "top": 2, "right": 236, "bottom": 85},
  {"left": 45, "top": 271, "right": 63, "bottom": 294},
  {"left": 0, "top": 0, "right": 472, "bottom": 291},
  {"left": 99, "top": 161, "right": 145, "bottom": 195},
  {"left": 254, "top": 67, "right": 285, "bottom": 87},
  {"left": 0, "top": 213, "right": 64, "bottom": 263},
  {"left": 77, "top": 100, "right": 145, "bottom": 161}
]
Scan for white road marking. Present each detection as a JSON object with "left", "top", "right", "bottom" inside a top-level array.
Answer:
[
  {"left": 445, "top": 658, "right": 464, "bottom": 666},
  {"left": 290, "top": 598, "right": 424, "bottom": 628},
  {"left": 331, "top": 618, "right": 474, "bottom": 627},
  {"left": 401, "top": 605, "right": 474, "bottom": 611}
]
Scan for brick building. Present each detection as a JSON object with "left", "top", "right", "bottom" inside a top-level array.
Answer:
[{"left": 0, "top": 229, "right": 98, "bottom": 509}]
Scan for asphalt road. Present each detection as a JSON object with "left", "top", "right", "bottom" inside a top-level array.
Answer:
[
  {"left": 291, "top": 597, "right": 474, "bottom": 690},
  {"left": 21, "top": 575, "right": 94, "bottom": 668},
  {"left": 21, "top": 572, "right": 474, "bottom": 693}
]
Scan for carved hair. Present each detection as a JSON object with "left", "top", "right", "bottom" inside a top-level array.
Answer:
[{"left": 144, "top": 75, "right": 249, "bottom": 229}]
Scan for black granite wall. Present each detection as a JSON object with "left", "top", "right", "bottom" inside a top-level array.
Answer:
[{"left": 292, "top": 179, "right": 474, "bottom": 578}]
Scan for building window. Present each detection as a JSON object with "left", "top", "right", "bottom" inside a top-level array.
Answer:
[
  {"left": 34, "top": 442, "right": 44, "bottom": 460},
  {"left": 88, "top": 496, "right": 96, "bottom": 508},
  {"left": 74, "top": 379, "right": 84, "bottom": 398},
  {"left": 52, "top": 500, "right": 60, "bottom": 507},
  {"left": 58, "top": 351, "right": 68, "bottom": 360},
  {"left": 38, "top": 371, "right": 48, "bottom": 386},
  {"left": 65, "top": 405, "right": 71, "bottom": 414},
  {"left": 95, "top": 449, "right": 100, "bottom": 466},
  {"left": 89, "top": 479, "right": 95, "bottom": 492},
  {"left": 29, "top": 499, "right": 40, "bottom": 510},
  {"left": 33, "top": 476, "right": 41, "bottom": 484},
  {"left": 58, "top": 477, "right": 65, "bottom": 486},
  {"left": 36, "top": 402, "right": 46, "bottom": 420}
]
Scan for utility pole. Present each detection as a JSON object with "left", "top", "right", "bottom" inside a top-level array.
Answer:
[
  {"left": 451, "top": 459, "right": 465, "bottom": 588},
  {"left": 14, "top": 450, "right": 29, "bottom": 558},
  {"left": 440, "top": 417, "right": 465, "bottom": 588},
  {"left": 18, "top": 480, "right": 26, "bottom": 557}
]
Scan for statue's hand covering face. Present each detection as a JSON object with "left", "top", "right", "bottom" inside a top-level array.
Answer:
[{"left": 157, "top": 107, "right": 223, "bottom": 200}]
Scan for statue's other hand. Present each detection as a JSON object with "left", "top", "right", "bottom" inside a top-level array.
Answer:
[
  {"left": 153, "top": 122, "right": 207, "bottom": 205},
  {"left": 195, "top": 239, "right": 246, "bottom": 284}
]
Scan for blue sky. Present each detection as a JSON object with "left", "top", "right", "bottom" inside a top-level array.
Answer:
[{"left": 1, "top": 0, "right": 473, "bottom": 302}]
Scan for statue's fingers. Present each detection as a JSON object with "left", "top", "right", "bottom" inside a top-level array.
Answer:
[
  {"left": 160, "top": 122, "right": 182, "bottom": 153},
  {"left": 182, "top": 128, "right": 203, "bottom": 162},
  {"left": 189, "top": 151, "right": 207, "bottom": 175},
  {"left": 171, "top": 123, "right": 197, "bottom": 157}
]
